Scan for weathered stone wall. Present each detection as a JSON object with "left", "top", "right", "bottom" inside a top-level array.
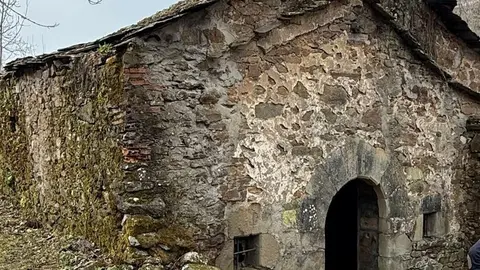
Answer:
[
  {"left": 116, "top": 11, "right": 247, "bottom": 263},
  {"left": 0, "top": 53, "right": 127, "bottom": 257},
  {"left": 372, "top": 0, "right": 480, "bottom": 261},
  {"left": 461, "top": 117, "right": 480, "bottom": 252},
  {"left": 373, "top": 0, "right": 480, "bottom": 96},
  {"left": 117, "top": 0, "right": 477, "bottom": 268},
  {"left": 2, "top": 0, "right": 480, "bottom": 269}
]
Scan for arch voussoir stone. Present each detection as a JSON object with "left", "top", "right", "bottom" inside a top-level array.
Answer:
[
  {"left": 356, "top": 140, "right": 389, "bottom": 184},
  {"left": 299, "top": 137, "right": 413, "bottom": 270},
  {"left": 299, "top": 137, "right": 411, "bottom": 234}
]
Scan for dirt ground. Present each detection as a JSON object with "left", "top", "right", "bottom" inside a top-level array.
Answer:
[
  {"left": 0, "top": 195, "right": 63, "bottom": 269},
  {"left": 0, "top": 195, "right": 126, "bottom": 270},
  {"left": 0, "top": 195, "right": 172, "bottom": 270}
]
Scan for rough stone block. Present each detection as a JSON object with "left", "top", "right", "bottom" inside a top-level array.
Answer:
[
  {"left": 466, "top": 116, "right": 480, "bottom": 131},
  {"left": 298, "top": 198, "right": 320, "bottom": 232},
  {"left": 257, "top": 234, "right": 280, "bottom": 269},
  {"left": 378, "top": 256, "right": 406, "bottom": 270},
  {"left": 293, "top": 81, "right": 310, "bottom": 99},
  {"left": 379, "top": 233, "right": 412, "bottom": 257},
  {"left": 321, "top": 84, "right": 348, "bottom": 106},
  {"left": 421, "top": 194, "right": 442, "bottom": 214},
  {"left": 254, "top": 103, "right": 284, "bottom": 119},
  {"left": 181, "top": 264, "right": 220, "bottom": 270},
  {"left": 413, "top": 214, "right": 424, "bottom": 241}
]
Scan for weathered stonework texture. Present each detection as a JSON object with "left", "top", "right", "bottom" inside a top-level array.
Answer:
[
  {"left": 0, "top": 54, "right": 126, "bottom": 257},
  {"left": 2, "top": 0, "right": 480, "bottom": 269}
]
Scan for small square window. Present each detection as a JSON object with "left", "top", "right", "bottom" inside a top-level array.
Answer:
[
  {"left": 234, "top": 234, "right": 259, "bottom": 270},
  {"left": 423, "top": 212, "right": 438, "bottom": 238}
]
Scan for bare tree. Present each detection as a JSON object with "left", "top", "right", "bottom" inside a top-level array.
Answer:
[
  {"left": 0, "top": 0, "right": 102, "bottom": 67},
  {"left": 0, "top": 0, "right": 57, "bottom": 66}
]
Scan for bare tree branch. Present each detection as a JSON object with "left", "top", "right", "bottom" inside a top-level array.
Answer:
[
  {"left": 0, "top": 0, "right": 57, "bottom": 28},
  {"left": 0, "top": 0, "right": 58, "bottom": 66},
  {"left": 0, "top": 0, "right": 99, "bottom": 67}
]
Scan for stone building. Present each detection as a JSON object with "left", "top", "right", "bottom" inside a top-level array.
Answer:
[{"left": 1, "top": 0, "right": 480, "bottom": 269}]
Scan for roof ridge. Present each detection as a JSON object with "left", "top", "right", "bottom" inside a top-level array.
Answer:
[{"left": 3, "top": 0, "right": 219, "bottom": 72}]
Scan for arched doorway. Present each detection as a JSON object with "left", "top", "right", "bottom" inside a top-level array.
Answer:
[{"left": 325, "top": 178, "right": 379, "bottom": 270}]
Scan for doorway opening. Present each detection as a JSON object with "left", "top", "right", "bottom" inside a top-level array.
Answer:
[{"left": 325, "top": 178, "right": 379, "bottom": 270}]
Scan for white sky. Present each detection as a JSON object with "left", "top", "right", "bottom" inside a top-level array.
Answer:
[{"left": 20, "top": 0, "right": 180, "bottom": 55}]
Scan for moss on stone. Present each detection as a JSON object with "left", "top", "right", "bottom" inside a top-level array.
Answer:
[
  {"left": 50, "top": 54, "right": 125, "bottom": 259},
  {"left": 123, "top": 215, "right": 164, "bottom": 237},
  {"left": 155, "top": 226, "right": 195, "bottom": 250},
  {"left": 0, "top": 79, "right": 31, "bottom": 201},
  {"left": 122, "top": 213, "right": 196, "bottom": 264},
  {"left": 282, "top": 210, "right": 298, "bottom": 227},
  {"left": 0, "top": 53, "right": 127, "bottom": 261},
  {"left": 123, "top": 215, "right": 195, "bottom": 250},
  {"left": 0, "top": 50, "right": 195, "bottom": 264}
]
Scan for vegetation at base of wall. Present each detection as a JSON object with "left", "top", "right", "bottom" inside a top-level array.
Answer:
[{"left": 0, "top": 53, "right": 127, "bottom": 261}]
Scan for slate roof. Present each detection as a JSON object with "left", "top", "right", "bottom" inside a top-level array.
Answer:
[
  {"left": 3, "top": 0, "right": 480, "bottom": 72},
  {"left": 3, "top": 0, "right": 219, "bottom": 72}
]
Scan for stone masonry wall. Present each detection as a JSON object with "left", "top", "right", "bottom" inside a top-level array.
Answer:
[
  {"left": 0, "top": 53, "right": 127, "bottom": 258},
  {"left": 2, "top": 0, "right": 480, "bottom": 269},
  {"left": 372, "top": 0, "right": 480, "bottom": 261},
  {"left": 374, "top": 0, "right": 480, "bottom": 96},
  {"left": 117, "top": 12, "right": 247, "bottom": 263},
  {"left": 117, "top": 0, "right": 479, "bottom": 269}
]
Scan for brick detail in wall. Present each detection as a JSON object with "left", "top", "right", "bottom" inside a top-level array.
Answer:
[{"left": 121, "top": 66, "right": 152, "bottom": 164}]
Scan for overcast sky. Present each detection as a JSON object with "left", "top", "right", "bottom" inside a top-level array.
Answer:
[{"left": 20, "top": 0, "right": 180, "bottom": 55}]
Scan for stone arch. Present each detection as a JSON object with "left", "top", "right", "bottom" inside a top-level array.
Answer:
[{"left": 299, "top": 138, "right": 413, "bottom": 269}]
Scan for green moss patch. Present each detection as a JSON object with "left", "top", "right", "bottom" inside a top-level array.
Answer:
[{"left": 0, "top": 53, "right": 127, "bottom": 261}]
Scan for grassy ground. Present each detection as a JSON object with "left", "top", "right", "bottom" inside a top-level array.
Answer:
[
  {"left": 0, "top": 196, "right": 62, "bottom": 270},
  {"left": 0, "top": 195, "right": 120, "bottom": 270},
  {"left": 0, "top": 196, "right": 167, "bottom": 270}
]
